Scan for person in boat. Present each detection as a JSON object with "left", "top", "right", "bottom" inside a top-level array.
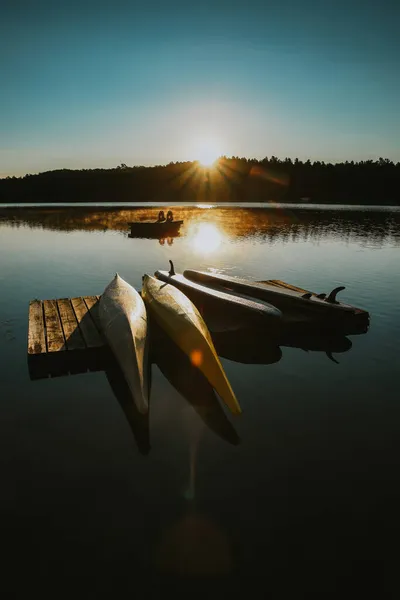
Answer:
[
  {"left": 166, "top": 210, "right": 174, "bottom": 222},
  {"left": 157, "top": 210, "right": 166, "bottom": 222}
]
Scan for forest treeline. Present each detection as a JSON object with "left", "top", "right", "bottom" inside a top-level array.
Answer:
[{"left": 1, "top": 156, "right": 399, "bottom": 204}]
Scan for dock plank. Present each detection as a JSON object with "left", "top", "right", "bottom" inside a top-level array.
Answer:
[
  {"left": 43, "top": 300, "right": 65, "bottom": 352},
  {"left": 57, "top": 299, "right": 86, "bottom": 350},
  {"left": 83, "top": 296, "right": 103, "bottom": 334},
  {"left": 71, "top": 297, "right": 103, "bottom": 348},
  {"left": 28, "top": 300, "right": 46, "bottom": 355},
  {"left": 84, "top": 296, "right": 98, "bottom": 309}
]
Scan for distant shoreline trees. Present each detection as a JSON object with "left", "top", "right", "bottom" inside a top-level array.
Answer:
[{"left": 1, "top": 156, "right": 399, "bottom": 205}]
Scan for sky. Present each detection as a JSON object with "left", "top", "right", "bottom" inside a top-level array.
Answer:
[{"left": 1, "top": 0, "right": 399, "bottom": 176}]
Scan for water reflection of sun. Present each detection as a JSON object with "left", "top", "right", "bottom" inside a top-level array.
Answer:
[{"left": 188, "top": 222, "right": 225, "bottom": 254}]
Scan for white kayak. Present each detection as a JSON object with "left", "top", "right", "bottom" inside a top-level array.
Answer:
[{"left": 99, "top": 274, "right": 149, "bottom": 414}]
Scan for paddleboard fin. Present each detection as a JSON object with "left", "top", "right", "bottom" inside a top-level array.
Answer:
[
  {"left": 326, "top": 286, "right": 345, "bottom": 304},
  {"left": 326, "top": 351, "right": 339, "bottom": 364},
  {"left": 169, "top": 260, "right": 175, "bottom": 276}
]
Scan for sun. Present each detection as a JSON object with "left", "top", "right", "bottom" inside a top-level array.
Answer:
[
  {"left": 196, "top": 139, "right": 221, "bottom": 167},
  {"left": 198, "top": 150, "right": 219, "bottom": 167}
]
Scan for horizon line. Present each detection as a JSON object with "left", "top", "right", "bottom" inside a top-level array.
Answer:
[{"left": 2, "top": 155, "right": 400, "bottom": 180}]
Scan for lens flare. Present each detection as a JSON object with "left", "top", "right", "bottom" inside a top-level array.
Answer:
[{"left": 190, "top": 349, "right": 203, "bottom": 367}]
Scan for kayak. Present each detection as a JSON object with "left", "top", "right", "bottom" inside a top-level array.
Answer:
[
  {"left": 183, "top": 269, "right": 369, "bottom": 328},
  {"left": 151, "top": 322, "right": 240, "bottom": 445},
  {"left": 142, "top": 274, "right": 241, "bottom": 415},
  {"left": 154, "top": 262, "right": 282, "bottom": 331},
  {"left": 99, "top": 274, "right": 149, "bottom": 414}
]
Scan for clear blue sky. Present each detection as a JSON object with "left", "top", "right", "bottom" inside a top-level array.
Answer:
[{"left": 1, "top": 0, "right": 399, "bottom": 176}]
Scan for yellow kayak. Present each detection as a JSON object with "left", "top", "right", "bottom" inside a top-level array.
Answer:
[{"left": 142, "top": 275, "right": 241, "bottom": 415}]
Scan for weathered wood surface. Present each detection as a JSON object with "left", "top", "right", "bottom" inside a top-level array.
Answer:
[
  {"left": 70, "top": 297, "right": 103, "bottom": 348},
  {"left": 57, "top": 299, "right": 86, "bottom": 350},
  {"left": 43, "top": 300, "right": 66, "bottom": 353},
  {"left": 27, "top": 295, "right": 106, "bottom": 380},
  {"left": 83, "top": 296, "right": 103, "bottom": 336},
  {"left": 28, "top": 296, "right": 105, "bottom": 355},
  {"left": 28, "top": 301, "right": 46, "bottom": 355}
]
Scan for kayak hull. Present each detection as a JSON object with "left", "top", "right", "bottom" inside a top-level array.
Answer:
[
  {"left": 99, "top": 274, "right": 149, "bottom": 414},
  {"left": 155, "top": 270, "right": 282, "bottom": 331},
  {"left": 151, "top": 322, "right": 240, "bottom": 444},
  {"left": 142, "top": 274, "right": 241, "bottom": 415}
]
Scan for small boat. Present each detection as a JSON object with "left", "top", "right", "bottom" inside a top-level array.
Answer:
[
  {"left": 184, "top": 270, "right": 369, "bottom": 330},
  {"left": 154, "top": 262, "right": 282, "bottom": 331},
  {"left": 142, "top": 274, "right": 242, "bottom": 415},
  {"left": 99, "top": 274, "right": 149, "bottom": 414},
  {"left": 128, "top": 210, "right": 183, "bottom": 238}
]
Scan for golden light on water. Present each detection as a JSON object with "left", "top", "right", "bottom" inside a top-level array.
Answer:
[{"left": 189, "top": 222, "right": 225, "bottom": 254}]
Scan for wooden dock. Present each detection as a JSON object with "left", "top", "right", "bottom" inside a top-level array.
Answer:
[{"left": 28, "top": 296, "right": 110, "bottom": 380}]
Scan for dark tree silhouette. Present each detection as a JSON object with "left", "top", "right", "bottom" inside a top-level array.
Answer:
[{"left": 0, "top": 157, "right": 399, "bottom": 205}]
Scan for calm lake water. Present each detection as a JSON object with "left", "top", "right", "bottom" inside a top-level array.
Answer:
[{"left": 1, "top": 203, "right": 400, "bottom": 596}]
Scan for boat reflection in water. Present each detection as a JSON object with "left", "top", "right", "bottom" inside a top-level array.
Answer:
[
  {"left": 104, "top": 358, "right": 151, "bottom": 455},
  {"left": 211, "top": 325, "right": 356, "bottom": 365},
  {"left": 276, "top": 328, "right": 353, "bottom": 363},
  {"left": 150, "top": 321, "right": 240, "bottom": 446},
  {"left": 128, "top": 232, "right": 180, "bottom": 243},
  {"left": 211, "top": 329, "right": 282, "bottom": 365},
  {"left": 158, "top": 237, "right": 175, "bottom": 246}
]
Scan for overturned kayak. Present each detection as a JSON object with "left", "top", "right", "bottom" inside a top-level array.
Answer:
[
  {"left": 142, "top": 274, "right": 242, "bottom": 415},
  {"left": 154, "top": 262, "right": 282, "bottom": 331},
  {"left": 184, "top": 269, "right": 369, "bottom": 330},
  {"left": 99, "top": 274, "right": 149, "bottom": 414},
  {"left": 151, "top": 322, "right": 240, "bottom": 445}
]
